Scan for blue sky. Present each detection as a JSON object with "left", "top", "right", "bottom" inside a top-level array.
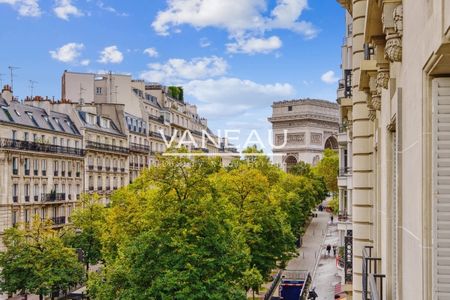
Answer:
[{"left": 0, "top": 0, "right": 344, "bottom": 151}]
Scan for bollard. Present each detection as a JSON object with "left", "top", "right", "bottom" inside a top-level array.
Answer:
[{"left": 302, "top": 252, "right": 305, "bottom": 259}]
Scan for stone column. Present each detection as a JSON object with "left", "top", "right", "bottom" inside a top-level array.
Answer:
[{"left": 351, "top": 0, "right": 374, "bottom": 297}]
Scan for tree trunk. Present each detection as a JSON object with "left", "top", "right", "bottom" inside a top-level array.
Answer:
[
  {"left": 39, "top": 293, "right": 43, "bottom": 300},
  {"left": 86, "top": 261, "right": 90, "bottom": 280}
]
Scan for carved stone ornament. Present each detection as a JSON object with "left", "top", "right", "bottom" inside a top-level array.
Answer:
[
  {"left": 376, "top": 71, "right": 390, "bottom": 92},
  {"left": 393, "top": 4, "right": 403, "bottom": 36},
  {"left": 385, "top": 34, "right": 402, "bottom": 62},
  {"left": 368, "top": 109, "right": 376, "bottom": 121},
  {"left": 372, "top": 95, "right": 381, "bottom": 111}
]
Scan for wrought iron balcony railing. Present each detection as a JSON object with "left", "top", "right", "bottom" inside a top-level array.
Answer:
[
  {"left": 339, "top": 167, "right": 352, "bottom": 176},
  {"left": 129, "top": 142, "right": 150, "bottom": 153},
  {"left": 362, "top": 246, "right": 385, "bottom": 300},
  {"left": 86, "top": 141, "right": 129, "bottom": 154},
  {"left": 41, "top": 193, "right": 66, "bottom": 202},
  {"left": 338, "top": 211, "right": 351, "bottom": 222},
  {"left": 52, "top": 216, "right": 66, "bottom": 225},
  {"left": 0, "top": 138, "right": 84, "bottom": 156}
]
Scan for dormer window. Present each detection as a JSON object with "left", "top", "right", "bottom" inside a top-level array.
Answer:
[
  {"left": 96, "top": 87, "right": 102, "bottom": 95},
  {"left": 14, "top": 109, "right": 21, "bottom": 116}
]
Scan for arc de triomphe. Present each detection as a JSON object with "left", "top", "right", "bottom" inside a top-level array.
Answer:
[{"left": 268, "top": 99, "right": 339, "bottom": 172}]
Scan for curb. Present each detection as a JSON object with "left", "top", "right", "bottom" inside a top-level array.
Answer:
[{"left": 310, "top": 223, "right": 329, "bottom": 285}]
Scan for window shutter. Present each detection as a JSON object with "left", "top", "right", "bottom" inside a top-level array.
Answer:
[{"left": 433, "top": 77, "right": 450, "bottom": 299}]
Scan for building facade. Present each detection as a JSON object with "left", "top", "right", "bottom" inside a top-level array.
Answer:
[
  {"left": 336, "top": 0, "right": 450, "bottom": 299},
  {"left": 0, "top": 71, "right": 233, "bottom": 242},
  {"left": 269, "top": 99, "right": 339, "bottom": 172}
]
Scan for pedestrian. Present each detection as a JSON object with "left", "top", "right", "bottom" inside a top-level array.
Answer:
[
  {"left": 330, "top": 214, "right": 334, "bottom": 223},
  {"left": 326, "top": 244, "right": 331, "bottom": 257},
  {"left": 333, "top": 245, "right": 337, "bottom": 257}
]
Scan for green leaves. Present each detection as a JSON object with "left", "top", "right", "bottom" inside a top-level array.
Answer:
[{"left": 0, "top": 217, "right": 84, "bottom": 297}]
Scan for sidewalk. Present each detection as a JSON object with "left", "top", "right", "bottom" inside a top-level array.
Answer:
[
  {"left": 253, "top": 210, "right": 330, "bottom": 299},
  {"left": 312, "top": 220, "right": 341, "bottom": 300}
]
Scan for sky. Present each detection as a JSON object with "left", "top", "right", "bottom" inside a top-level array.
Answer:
[{"left": 0, "top": 0, "right": 345, "bottom": 151}]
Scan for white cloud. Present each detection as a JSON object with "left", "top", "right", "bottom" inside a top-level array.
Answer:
[
  {"left": 54, "top": 0, "right": 83, "bottom": 20},
  {"left": 49, "top": 42, "right": 87, "bottom": 64},
  {"left": 185, "top": 77, "right": 295, "bottom": 116},
  {"left": 98, "top": 46, "right": 124, "bottom": 64},
  {"left": 0, "top": 0, "right": 41, "bottom": 17},
  {"left": 143, "top": 47, "right": 159, "bottom": 58},
  {"left": 227, "top": 35, "right": 282, "bottom": 54},
  {"left": 200, "top": 37, "right": 211, "bottom": 48},
  {"left": 96, "top": 0, "right": 128, "bottom": 16},
  {"left": 321, "top": 70, "right": 339, "bottom": 84},
  {"left": 140, "top": 56, "right": 228, "bottom": 83},
  {"left": 80, "top": 59, "right": 90, "bottom": 66},
  {"left": 152, "top": 0, "right": 317, "bottom": 44}
]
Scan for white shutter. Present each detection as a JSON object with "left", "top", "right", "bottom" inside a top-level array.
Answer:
[{"left": 433, "top": 78, "right": 450, "bottom": 299}]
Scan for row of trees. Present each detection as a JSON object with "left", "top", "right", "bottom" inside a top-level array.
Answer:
[{"left": 0, "top": 148, "right": 333, "bottom": 299}]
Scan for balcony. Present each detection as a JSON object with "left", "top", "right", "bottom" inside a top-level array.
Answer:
[
  {"left": 97, "top": 166, "right": 103, "bottom": 171},
  {"left": 25, "top": 196, "right": 30, "bottom": 202},
  {"left": 105, "top": 166, "right": 111, "bottom": 171},
  {"left": 106, "top": 186, "right": 110, "bottom": 191},
  {"left": 12, "top": 196, "right": 18, "bottom": 202},
  {"left": 0, "top": 138, "right": 85, "bottom": 156},
  {"left": 89, "top": 186, "right": 94, "bottom": 191},
  {"left": 362, "top": 246, "right": 385, "bottom": 300},
  {"left": 88, "top": 165, "right": 94, "bottom": 171},
  {"left": 52, "top": 216, "right": 66, "bottom": 225},
  {"left": 129, "top": 142, "right": 150, "bottom": 153},
  {"left": 61, "top": 171, "right": 65, "bottom": 177},
  {"left": 113, "top": 167, "right": 118, "bottom": 172},
  {"left": 33, "top": 170, "right": 38, "bottom": 176},
  {"left": 76, "top": 171, "right": 81, "bottom": 177},
  {"left": 54, "top": 171, "right": 59, "bottom": 177},
  {"left": 68, "top": 171, "right": 72, "bottom": 177},
  {"left": 339, "top": 167, "right": 352, "bottom": 177},
  {"left": 86, "top": 141, "right": 129, "bottom": 155},
  {"left": 120, "top": 167, "right": 125, "bottom": 172},
  {"left": 42, "top": 170, "right": 47, "bottom": 176},
  {"left": 41, "top": 193, "right": 66, "bottom": 202},
  {"left": 13, "top": 169, "right": 18, "bottom": 175},
  {"left": 24, "top": 169, "right": 30, "bottom": 176},
  {"left": 34, "top": 195, "right": 39, "bottom": 201},
  {"left": 68, "top": 194, "right": 72, "bottom": 200}
]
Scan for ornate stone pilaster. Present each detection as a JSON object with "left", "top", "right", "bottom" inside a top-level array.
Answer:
[
  {"left": 384, "top": 4, "right": 403, "bottom": 62},
  {"left": 385, "top": 34, "right": 402, "bottom": 62},
  {"left": 393, "top": 4, "right": 403, "bottom": 36}
]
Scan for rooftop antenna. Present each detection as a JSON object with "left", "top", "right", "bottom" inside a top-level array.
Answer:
[
  {"left": 8, "top": 66, "right": 20, "bottom": 92},
  {"left": 29, "top": 80, "right": 38, "bottom": 99}
]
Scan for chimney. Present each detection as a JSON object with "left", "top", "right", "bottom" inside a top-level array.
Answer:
[{"left": 1, "top": 85, "right": 13, "bottom": 103}]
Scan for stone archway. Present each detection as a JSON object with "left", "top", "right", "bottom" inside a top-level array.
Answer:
[
  {"left": 285, "top": 155, "right": 298, "bottom": 173},
  {"left": 324, "top": 136, "right": 338, "bottom": 150}
]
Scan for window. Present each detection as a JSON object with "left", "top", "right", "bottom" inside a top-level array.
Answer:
[
  {"left": 53, "top": 160, "right": 59, "bottom": 176},
  {"left": 26, "top": 112, "right": 39, "bottom": 127},
  {"left": 33, "top": 133, "right": 37, "bottom": 142},
  {"left": 24, "top": 158, "right": 30, "bottom": 176},
  {"left": 24, "top": 132, "right": 29, "bottom": 141},
  {"left": 24, "top": 184, "right": 30, "bottom": 202},
  {"left": 97, "top": 176, "right": 102, "bottom": 190},
  {"left": 25, "top": 209, "right": 30, "bottom": 223},
  {"left": 2, "top": 106, "right": 14, "bottom": 122},
  {"left": 61, "top": 161, "right": 66, "bottom": 176},
  {"left": 12, "top": 184, "right": 18, "bottom": 202},
  {"left": 53, "top": 137, "right": 57, "bottom": 145},
  {"left": 96, "top": 87, "right": 102, "bottom": 94},
  {"left": 42, "top": 183, "right": 47, "bottom": 194},
  {"left": 75, "top": 141, "right": 79, "bottom": 149},
  {"left": 43, "top": 115, "right": 55, "bottom": 130},
  {"left": 33, "top": 159, "right": 39, "bottom": 175},
  {"left": 53, "top": 118, "right": 65, "bottom": 131},
  {"left": 41, "top": 159, "right": 47, "bottom": 176},
  {"left": 12, "top": 211, "right": 17, "bottom": 226},
  {"left": 34, "top": 184, "right": 39, "bottom": 201},
  {"left": 288, "top": 106, "right": 293, "bottom": 111},
  {"left": 12, "top": 130, "right": 17, "bottom": 140},
  {"left": 60, "top": 138, "right": 64, "bottom": 146},
  {"left": 12, "top": 157, "right": 18, "bottom": 175}
]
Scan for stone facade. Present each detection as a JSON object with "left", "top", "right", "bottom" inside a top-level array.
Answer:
[
  {"left": 268, "top": 99, "right": 339, "bottom": 171},
  {"left": 337, "top": 0, "right": 450, "bottom": 299}
]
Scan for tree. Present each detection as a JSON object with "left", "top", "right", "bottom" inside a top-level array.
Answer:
[
  {"left": 89, "top": 154, "right": 251, "bottom": 299},
  {"left": 242, "top": 267, "right": 263, "bottom": 300},
  {"left": 0, "top": 217, "right": 84, "bottom": 300},
  {"left": 63, "top": 194, "right": 106, "bottom": 279},
  {"left": 313, "top": 149, "right": 339, "bottom": 195},
  {"left": 213, "top": 166, "right": 296, "bottom": 277}
]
